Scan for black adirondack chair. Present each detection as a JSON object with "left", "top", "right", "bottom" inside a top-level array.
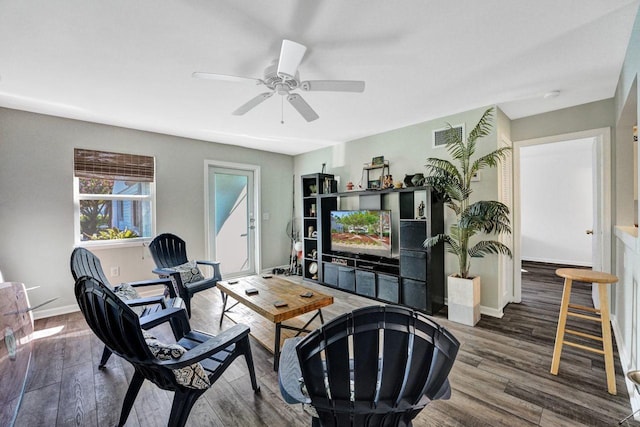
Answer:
[
  {"left": 149, "top": 233, "right": 221, "bottom": 317},
  {"left": 278, "top": 305, "right": 460, "bottom": 427},
  {"left": 70, "top": 247, "right": 185, "bottom": 369},
  {"left": 74, "top": 275, "right": 260, "bottom": 427}
]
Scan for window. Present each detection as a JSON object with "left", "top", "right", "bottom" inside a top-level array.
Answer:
[{"left": 74, "top": 148, "right": 155, "bottom": 245}]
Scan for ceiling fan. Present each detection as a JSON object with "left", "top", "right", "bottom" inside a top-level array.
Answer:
[{"left": 192, "top": 40, "right": 365, "bottom": 122}]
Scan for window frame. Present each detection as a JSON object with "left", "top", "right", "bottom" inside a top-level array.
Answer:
[{"left": 73, "top": 154, "right": 157, "bottom": 248}]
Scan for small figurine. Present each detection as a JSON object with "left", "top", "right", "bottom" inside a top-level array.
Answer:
[
  {"left": 417, "top": 201, "right": 425, "bottom": 219},
  {"left": 382, "top": 174, "right": 393, "bottom": 189},
  {"left": 346, "top": 181, "right": 354, "bottom": 191}
]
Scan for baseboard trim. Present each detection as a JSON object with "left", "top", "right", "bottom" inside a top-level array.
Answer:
[
  {"left": 522, "top": 257, "right": 592, "bottom": 267},
  {"left": 33, "top": 304, "right": 78, "bottom": 320},
  {"left": 612, "top": 316, "right": 640, "bottom": 421}
]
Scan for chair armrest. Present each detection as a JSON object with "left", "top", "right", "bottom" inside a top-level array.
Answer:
[
  {"left": 195, "top": 260, "right": 222, "bottom": 280},
  {"left": 159, "top": 324, "right": 250, "bottom": 369},
  {"left": 195, "top": 260, "right": 220, "bottom": 267},
  {"left": 125, "top": 295, "right": 166, "bottom": 308},
  {"left": 139, "top": 307, "right": 189, "bottom": 332},
  {"left": 153, "top": 267, "right": 178, "bottom": 277},
  {"left": 128, "top": 277, "right": 177, "bottom": 298},
  {"left": 278, "top": 337, "right": 310, "bottom": 404}
]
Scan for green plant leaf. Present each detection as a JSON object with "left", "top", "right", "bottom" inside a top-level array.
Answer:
[{"left": 468, "top": 240, "right": 513, "bottom": 258}]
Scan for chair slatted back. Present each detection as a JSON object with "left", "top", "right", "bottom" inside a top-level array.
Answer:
[
  {"left": 74, "top": 276, "right": 178, "bottom": 390},
  {"left": 296, "top": 305, "right": 459, "bottom": 427},
  {"left": 70, "top": 247, "right": 111, "bottom": 288},
  {"left": 149, "top": 233, "right": 189, "bottom": 268}
]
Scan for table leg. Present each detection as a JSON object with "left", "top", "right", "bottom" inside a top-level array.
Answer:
[
  {"left": 599, "top": 283, "right": 616, "bottom": 395},
  {"left": 318, "top": 309, "right": 325, "bottom": 324},
  {"left": 274, "top": 322, "right": 282, "bottom": 371},
  {"left": 219, "top": 293, "right": 227, "bottom": 328},
  {"left": 551, "top": 278, "right": 572, "bottom": 375}
]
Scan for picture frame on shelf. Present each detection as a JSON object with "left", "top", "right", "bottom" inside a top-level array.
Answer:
[{"left": 371, "top": 155, "right": 385, "bottom": 166}]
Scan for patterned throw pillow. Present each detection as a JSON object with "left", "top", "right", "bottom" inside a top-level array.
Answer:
[
  {"left": 167, "top": 261, "right": 205, "bottom": 285},
  {"left": 114, "top": 282, "right": 140, "bottom": 300},
  {"left": 114, "top": 283, "right": 144, "bottom": 315},
  {"left": 143, "top": 330, "right": 211, "bottom": 390}
]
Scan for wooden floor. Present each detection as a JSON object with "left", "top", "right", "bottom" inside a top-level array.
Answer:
[{"left": 15, "top": 262, "right": 640, "bottom": 426}]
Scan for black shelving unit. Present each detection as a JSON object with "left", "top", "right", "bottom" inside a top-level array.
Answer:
[
  {"left": 301, "top": 173, "right": 337, "bottom": 283},
  {"left": 304, "top": 184, "right": 445, "bottom": 315}
]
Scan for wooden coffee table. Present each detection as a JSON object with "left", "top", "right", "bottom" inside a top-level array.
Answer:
[{"left": 217, "top": 275, "right": 333, "bottom": 370}]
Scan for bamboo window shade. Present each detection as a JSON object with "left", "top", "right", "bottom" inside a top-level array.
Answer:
[{"left": 74, "top": 148, "right": 154, "bottom": 182}]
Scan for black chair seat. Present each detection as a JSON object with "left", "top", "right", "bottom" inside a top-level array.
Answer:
[
  {"left": 149, "top": 233, "right": 222, "bottom": 317},
  {"left": 278, "top": 305, "right": 459, "bottom": 427},
  {"left": 75, "top": 276, "right": 260, "bottom": 427},
  {"left": 70, "top": 247, "right": 185, "bottom": 369}
]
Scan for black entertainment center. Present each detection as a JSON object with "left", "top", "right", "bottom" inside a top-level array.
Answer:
[{"left": 301, "top": 173, "right": 445, "bottom": 315}]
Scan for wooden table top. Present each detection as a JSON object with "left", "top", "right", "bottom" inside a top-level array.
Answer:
[
  {"left": 217, "top": 275, "right": 333, "bottom": 323},
  {"left": 555, "top": 268, "right": 618, "bottom": 284}
]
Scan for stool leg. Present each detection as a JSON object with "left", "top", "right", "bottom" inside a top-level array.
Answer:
[
  {"left": 598, "top": 283, "right": 616, "bottom": 395},
  {"left": 551, "top": 278, "right": 572, "bottom": 375}
]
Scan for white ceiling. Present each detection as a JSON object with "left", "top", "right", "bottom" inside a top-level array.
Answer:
[{"left": 0, "top": 1, "right": 638, "bottom": 155}]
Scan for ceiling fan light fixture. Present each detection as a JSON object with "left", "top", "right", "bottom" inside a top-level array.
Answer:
[{"left": 277, "top": 40, "right": 307, "bottom": 80}]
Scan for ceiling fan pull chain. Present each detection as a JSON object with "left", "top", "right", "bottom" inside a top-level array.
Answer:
[{"left": 281, "top": 96, "right": 284, "bottom": 124}]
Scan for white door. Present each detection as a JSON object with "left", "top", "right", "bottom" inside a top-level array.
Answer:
[{"left": 207, "top": 166, "right": 256, "bottom": 277}]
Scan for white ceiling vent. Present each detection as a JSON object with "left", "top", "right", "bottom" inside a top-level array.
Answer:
[{"left": 433, "top": 124, "right": 465, "bottom": 148}]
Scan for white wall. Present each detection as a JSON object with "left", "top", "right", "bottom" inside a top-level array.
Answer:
[
  {"left": 0, "top": 108, "right": 294, "bottom": 318},
  {"left": 520, "top": 138, "right": 594, "bottom": 266}
]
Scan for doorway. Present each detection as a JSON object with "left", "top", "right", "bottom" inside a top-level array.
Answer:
[
  {"left": 512, "top": 128, "right": 611, "bottom": 304},
  {"left": 205, "top": 161, "right": 261, "bottom": 278}
]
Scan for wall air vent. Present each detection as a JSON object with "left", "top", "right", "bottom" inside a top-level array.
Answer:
[{"left": 433, "top": 124, "right": 465, "bottom": 148}]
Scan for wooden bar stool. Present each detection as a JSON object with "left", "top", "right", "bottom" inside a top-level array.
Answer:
[{"left": 551, "top": 268, "right": 619, "bottom": 394}]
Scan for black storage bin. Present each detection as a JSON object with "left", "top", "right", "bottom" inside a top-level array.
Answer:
[
  {"left": 355, "top": 270, "right": 376, "bottom": 297},
  {"left": 377, "top": 273, "right": 399, "bottom": 303},
  {"left": 400, "top": 250, "right": 427, "bottom": 281},
  {"left": 400, "top": 221, "right": 427, "bottom": 250},
  {"left": 402, "top": 278, "right": 428, "bottom": 312},
  {"left": 324, "top": 263, "right": 338, "bottom": 287},
  {"left": 338, "top": 266, "right": 355, "bottom": 292}
]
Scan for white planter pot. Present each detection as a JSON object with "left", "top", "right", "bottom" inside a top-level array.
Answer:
[{"left": 447, "top": 275, "right": 481, "bottom": 326}]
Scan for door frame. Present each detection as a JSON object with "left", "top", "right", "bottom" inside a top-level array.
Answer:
[
  {"left": 512, "top": 127, "right": 611, "bottom": 303},
  {"left": 204, "top": 159, "right": 262, "bottom": 275}
]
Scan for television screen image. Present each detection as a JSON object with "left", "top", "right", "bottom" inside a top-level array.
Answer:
[{"left": 330, "top": 210, "right": 391, "bottom": 257}]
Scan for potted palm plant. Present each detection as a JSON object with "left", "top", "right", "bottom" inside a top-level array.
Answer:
[{"left": 424, "top": 107, "right": 512, "bottom": 326}]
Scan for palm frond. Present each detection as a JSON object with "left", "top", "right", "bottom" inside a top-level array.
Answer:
[
  {"left": 461, "top": 201, "right": 512, "bottom": 234},
  {"left": 424, "top": 234, "right": 461, "bottom": 257},
  {"left": 468, "top": 240, "right": 512, "bottom": 258},
  {"left": 469, "top": 147, "right": 511, "bottom": 177}
]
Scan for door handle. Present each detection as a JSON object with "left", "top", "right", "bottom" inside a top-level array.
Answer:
[
  {"left": 586, "top": 229, "right": 593, "bottom": 235},
  {"left": 240, "top": 233, "right": 248, "bottom": 237}
]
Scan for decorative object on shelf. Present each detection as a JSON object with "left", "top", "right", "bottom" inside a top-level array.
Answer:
[
  {"left": 371, "top": 155, "right": 385, "bottom": 166},
  {"left": 423, "top": 107, "right": 512, "bottom": 326},
  {"left": 394, "top": 181, "right": 404, "bottom": 189},
  {"left": 308, "top": 184, "right": 317, "bottom": 195},
  {"left": 310, "top": 204, "right": 316, "bottom": 217},
  {"left": 404, "top": 174, "right": 415, "bottom": 187},
  {"left": 323, "top": 177, "right": 332, "bottom": 194},
  {"left": 382, "top": 174, "right": 393, "bottom": 189},
  {"left": 417, "top": 201, "right": 425, "bottom": 219},
  {"left": 311, "top": 249, "right": 317, "bottom": 259},
  {"left": 411, "top": 173, "right": 425, "bottom": 187},
  {"left": 311, "top": 231, "right": 318, "bottom": 238},
  {"left": 346, "top": 181, "right": 354, "bottom": 191},
  {"left": 363, "top": 160, "right": 390, "bottom": 190},
  {"left": 308, "top": 262, "right": 318, "bottom": 279},
  {"left": 308, "top": 225, "right": 315, "bottom": 238}
]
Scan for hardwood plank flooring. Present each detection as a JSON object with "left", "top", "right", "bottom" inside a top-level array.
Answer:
[{"left": 14, "top": 262, "right": 640, "bottom": 426}]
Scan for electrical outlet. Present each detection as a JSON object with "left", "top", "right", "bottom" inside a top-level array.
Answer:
[{"left": 110, "top": 266, "right": 120, "bottom": 277}]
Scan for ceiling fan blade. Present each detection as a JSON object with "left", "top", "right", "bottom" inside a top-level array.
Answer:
[
  {"left": 277, "top": 40, "right": 307, "bottom": 80},
  {"left": 192, "top": 72, "right": 262, "bottom": 85},
  {"left": 287, "top": 93, "right": 319, "bottom": 122},
  {"left": 232, "top": 92, "right": 274, "bottom": 115},
  {"left": 300, "top": 80, "right": 365, "bottom": 93}
]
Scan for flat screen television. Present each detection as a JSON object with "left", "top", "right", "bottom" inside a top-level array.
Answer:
[{"left": 330, "top": 210, "right": 392, "bottom": 258}]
